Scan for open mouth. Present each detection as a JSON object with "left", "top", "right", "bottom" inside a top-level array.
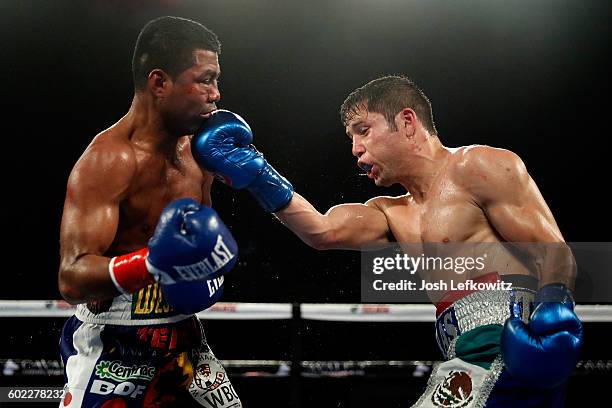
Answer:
[{"left": 358, "top": 162, "right": 373, "bottom": 175}]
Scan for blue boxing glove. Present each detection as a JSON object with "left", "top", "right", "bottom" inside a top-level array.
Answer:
[
  {"left": 147, "top": 198, "right": 238, "bottom": 314},
  {"left": 162, "top": 275, "right": 225, "bottom": 315},
  {"left": 501, "top": 283, "right": 583, "bottom": 388},
  {"left": 191, "top": 110, "right": 294, "bottom": 213}
]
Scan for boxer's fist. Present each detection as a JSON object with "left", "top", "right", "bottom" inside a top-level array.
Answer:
[
  {"left": 108, "top": 198, "right": 237, "bottom": 313},
  {"left": 146, "top": 198, "right": 238, "bottom": 284},
  {"left": 192, "top": 110, "right": 294, "bottom": 213},
  {"left": 501, "top": 283, "right": 583, "bottom": 388},
  {"left": 145, "top": 198, "right": 237, "bottom": 314},
  {"left": 190, "top": 110, "right": 258, "bottom": 188}
]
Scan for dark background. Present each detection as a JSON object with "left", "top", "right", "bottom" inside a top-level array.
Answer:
[
  {"left": 1, "top": 1, "right": 611, "bottom": 406},
  {"left": 2, "top": 0, "right": 610, "bottom": 302}
]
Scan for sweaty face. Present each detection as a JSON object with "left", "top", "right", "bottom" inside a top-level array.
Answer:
[
  {"left": 163, "top": 49, "right": 221, "bottom": 135},
  {"left": 346, "top": 108, "right": 402, "bottom": 187}
]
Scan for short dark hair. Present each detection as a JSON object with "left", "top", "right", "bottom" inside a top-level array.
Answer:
[
  {"left": 132, "top": 16, "right": 221, "bottom": 90},
  {"left": 340, "top": 75, "right": 437, "bottom": 135}
]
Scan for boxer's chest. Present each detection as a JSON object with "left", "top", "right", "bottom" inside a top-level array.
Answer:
[
  {"left": 420, "top": 181, "right": 488, "bottom": 243},
  {"left": 112, "top": 152, "right": 210, "bottom": 250},
  {"left": 386, "top": 180, "right": 489, "bottom": 244}
]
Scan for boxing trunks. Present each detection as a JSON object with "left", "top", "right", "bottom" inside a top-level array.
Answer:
[
  {"left": 411, "top": 273, "right": 566, "bottom": 408},
  {"left": 59, "top": 283, "right": 241, "bottom": 408}
]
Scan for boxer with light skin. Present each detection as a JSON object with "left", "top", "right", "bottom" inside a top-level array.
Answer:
[
  {"left": 192, "top": 75, "right": 582, "bottom": 407},
  {"left": 58, "top": 16, "right": 242, "bottom": 408}
]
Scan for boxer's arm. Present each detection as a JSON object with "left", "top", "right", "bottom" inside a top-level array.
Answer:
[
  {"left": 58, "top": 142, "right": 135, "bottom": 304},
  {"left": 471, "top": 148, "right": 584, "bottom": 387},
  {"left": 200, "top": 170, "right": 214, "bottom": 207},
  {"left": 275, "top": 193, "right": 390, "bottom": 250},
  {"left": 191, "top": 111, "right": 390, "bottom": 248},
  {"left": 465, "top": 147, "right": 575, "bottom": 288}
]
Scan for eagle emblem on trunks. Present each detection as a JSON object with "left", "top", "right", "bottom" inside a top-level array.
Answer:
[{"left": 431, "top": 370, "right": 474, "bottom": 407}]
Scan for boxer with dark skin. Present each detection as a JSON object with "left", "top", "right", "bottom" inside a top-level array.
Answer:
[
  {"left": 58, "top": 45, "right": 218, "bottom": 305},
  {"left": 192, "top": 75, "right": 582, "bottom": 406},
  {"left": 57, "top": 17, "right": 242, "bottom": 408}
]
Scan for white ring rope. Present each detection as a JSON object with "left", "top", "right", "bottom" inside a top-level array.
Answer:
[
  {"left": 1, "top": 301, "right": 610, "bottom": 379},
  {"left": 0, "top": 300, "right": 610, "bottom": 322}
]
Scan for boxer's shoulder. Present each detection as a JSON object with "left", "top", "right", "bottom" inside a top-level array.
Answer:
[
  {"left": 84, "top": 123, "right": 138, "bottom": 160},
  {"left": 448, "top": 145, "right": 527, "bottom": 186},
  {"left": 70, "top": 128, "right": 137, "bottom": 191},
  {"left": 451, "top": 145, "right": 522, "bottom": 170},
  {"left": 366, "top": 193, "right": 413, "bottom": 212},
  {"left": 442, "top": 145, "right": 531, "bottom": 209}
]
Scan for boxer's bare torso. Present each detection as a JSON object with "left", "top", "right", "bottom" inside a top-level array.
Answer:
[
  {"left": 368, "top": 146, "right": 538, "bottom": 299},
  {"left": 95, "top": 122, "right": 214, "bottom": 256},
  {"left": 373, "top": 146, "right": 540, "bottom": 244},
  {"left": 371, "top": 148, "right": 500, "bottom": 245},
  {"left": 59, "top": 118, "right": 213, "bottom": 304}
]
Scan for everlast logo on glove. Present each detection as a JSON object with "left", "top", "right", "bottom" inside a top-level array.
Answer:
[{"left": 167, "top": 235, "right": 235, "bottom": 283}]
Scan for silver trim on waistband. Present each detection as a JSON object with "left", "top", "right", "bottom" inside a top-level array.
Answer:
[
  {"left": 453, "top": 290, "right": 513, "bottom": 333},
  {"left": 436, "top": 287, "right": 535, "bottom": 359}
]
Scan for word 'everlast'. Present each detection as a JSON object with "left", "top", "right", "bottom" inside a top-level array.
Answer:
[{"left": 172, "top": 235, "right": 235, "bottom": 282}]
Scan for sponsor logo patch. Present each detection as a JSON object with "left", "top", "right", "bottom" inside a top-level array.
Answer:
[
  {"left": 90, "top": 380, "right": 147, "bottom": 399},
  {"left": 94, "top": 360, "right": 156, "bottom": 382},
  {"left": 131, "top": 282, "right": 177, "bottom": 319},
  {"left": 189, "top": 352, "right": 241, "bottom": 407}
]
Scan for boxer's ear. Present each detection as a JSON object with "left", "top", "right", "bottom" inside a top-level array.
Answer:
[
  {"left": 398, "top": 108, "right": 417, "bottom": 137},
  {"left": 147, "top": 69, "right": 172, "bottom": 98}
]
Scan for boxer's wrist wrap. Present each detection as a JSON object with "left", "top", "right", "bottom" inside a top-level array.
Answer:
[
  {"left": 535, "top": 283, "right": 575, "bottom": 309},
  {"left": 108, "top": 248, "right": 156, "bottom": 295},
  {"left": 248, "top": 162, "right": 294, "bottom": 213}
]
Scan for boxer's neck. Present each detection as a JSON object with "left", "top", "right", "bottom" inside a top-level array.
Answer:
[
  {"left": 124, "top": 93, "right": 182, "bottom": 153},
  {"left": 397, "top": 135, "right": 450, "bottom": 204}
]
